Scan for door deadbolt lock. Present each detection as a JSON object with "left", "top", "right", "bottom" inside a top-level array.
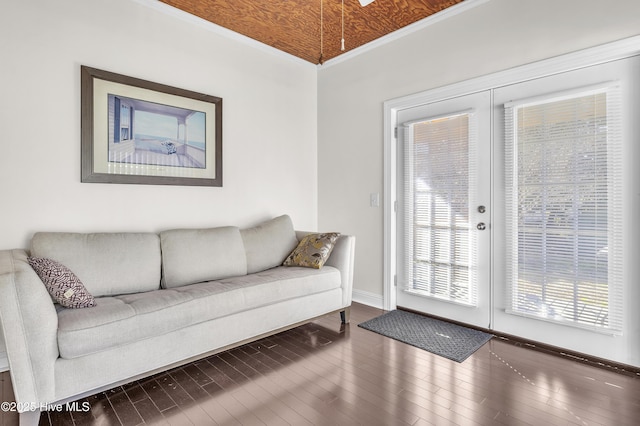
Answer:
[
  {"left": 477, "top": 205, "right": 486, "bottom": 214},
  {"left": 477, "top": 222, "right": 486, "bottom": 231}
]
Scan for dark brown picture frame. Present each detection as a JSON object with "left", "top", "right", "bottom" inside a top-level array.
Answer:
[{"left": 81, "top": 66, "right": 222, "bottom": 186}]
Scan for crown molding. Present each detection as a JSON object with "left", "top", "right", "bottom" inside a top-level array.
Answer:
[
  {"left": 319, "top": 0, "right": 491, "bottom": 69},
  {"left": 133, "top": 0, "right": 489, "bottom": 70},
  {"left": 132, "top": 0, "right": 317, "bottom": 69}
]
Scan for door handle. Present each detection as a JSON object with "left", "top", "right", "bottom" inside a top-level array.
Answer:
[{"left": 477, "top": 222, "right": 486, "bottom": 231}]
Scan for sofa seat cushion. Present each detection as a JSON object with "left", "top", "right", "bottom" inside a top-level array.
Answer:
[{"left": 56, "top": 266, "right": 341, "bottom": 359}]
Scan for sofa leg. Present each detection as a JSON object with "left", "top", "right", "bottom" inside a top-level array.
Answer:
[{"left": 340, "top": 308, "right": 350, "bottom": 324}]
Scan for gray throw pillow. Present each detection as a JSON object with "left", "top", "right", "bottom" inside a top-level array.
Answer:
[{"left": 28, "top": 257, "right": 96, "bottom": 309}]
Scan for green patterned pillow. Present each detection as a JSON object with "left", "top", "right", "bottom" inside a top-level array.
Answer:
[{"left": 283, "top": 233, "right": 340, "bottom": 269}]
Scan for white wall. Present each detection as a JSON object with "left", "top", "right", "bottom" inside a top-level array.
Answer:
[
  {"left": 317, "top": 0, "right": 640, "bottom": 305},
  {"left": 0, "top": 0, "right": 318, "bottom": 251},
  {"left": 0, "top": 0, "right": 318, "bottom": 369},
  {"left": 3, "top": 0, "right": 640, "bottom": 367}
]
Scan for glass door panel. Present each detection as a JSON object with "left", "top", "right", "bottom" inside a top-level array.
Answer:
[{"left": 396, "top": 91, "right": 491, "bottom": 328}]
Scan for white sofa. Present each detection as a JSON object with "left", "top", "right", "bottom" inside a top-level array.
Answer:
[{"left": 0, "top": 215, "right": 355, "bottom": 425}]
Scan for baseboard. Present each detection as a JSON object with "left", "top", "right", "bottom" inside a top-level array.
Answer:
[
  {"left": 352, "top": 289, "right": 384, "bottom": 309},
  {"left": 0, "top": 332, "right": 7, "bottom": 372},
  {"left": 0, "top": 351, "right": 8, "bottom": 373}
]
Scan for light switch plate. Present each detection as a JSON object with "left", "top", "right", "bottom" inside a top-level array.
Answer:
[{"left": 370, "top": 192, "right": 380, "bottom": 207}]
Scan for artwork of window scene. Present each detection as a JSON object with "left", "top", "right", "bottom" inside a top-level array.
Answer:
[{"left": 108, "top": 94, "right": 206, "bottom": 169}]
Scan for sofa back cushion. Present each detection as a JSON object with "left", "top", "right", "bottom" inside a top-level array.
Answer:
[
  {"left": 240, "top": 215, "right": 299, "bottom": 274},
  {"left": 30, "top": 232, "right": 161, "bottom": 297},
  {"left": 160, "top": 226, "right": 247, "bottom": 288}
]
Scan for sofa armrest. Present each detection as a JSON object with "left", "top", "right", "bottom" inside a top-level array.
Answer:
[
  {"left": 295, "top": 232, "right": 355, "bottom": 308},
  {"left": 0, "top": 249, "right": 58, "bottom": 406}
]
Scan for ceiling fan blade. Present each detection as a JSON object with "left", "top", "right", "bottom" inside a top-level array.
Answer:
[{"left": 359, "top": 0, "right": 375, "bottom": 6}]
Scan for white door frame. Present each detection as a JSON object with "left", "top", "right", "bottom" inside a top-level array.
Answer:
[{"left": 383, "top": 35, "right": 640, "bottom": 312}]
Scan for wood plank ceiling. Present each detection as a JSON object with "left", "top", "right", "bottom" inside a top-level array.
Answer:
[{"left": 159, "top": 0, "right": 465, "bottom": 64}]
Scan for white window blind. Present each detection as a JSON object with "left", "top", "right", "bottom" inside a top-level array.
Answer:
[
  {"left": 504, "top": 85, "right": 623, "bottom": 333},
  {"left": 402, "top": 111, "right": 479, "bottom": 306}
]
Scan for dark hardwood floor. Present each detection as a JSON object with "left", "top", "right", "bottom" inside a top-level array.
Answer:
[{"left": 1, "top": 302, "right": 639, "bottom": 425}]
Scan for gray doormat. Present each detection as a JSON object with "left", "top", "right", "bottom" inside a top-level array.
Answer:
[{"left": 358, "top": 309, "right": 493, "bottom": 362}]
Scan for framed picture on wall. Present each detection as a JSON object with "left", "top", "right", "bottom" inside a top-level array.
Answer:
[{"left": 81, "top": 66, "right": 223, "bottom": 186}]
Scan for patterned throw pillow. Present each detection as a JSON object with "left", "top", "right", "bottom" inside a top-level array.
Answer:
[
  {"left": 27, "top": 257, "right": 96, "bottom": 309},
  {"left": 283, "top": 233, "right": 340, "bottom": 269}
]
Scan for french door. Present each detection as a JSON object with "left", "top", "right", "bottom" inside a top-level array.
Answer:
[
  {"left": 491, "top": 57, "right": 638, "bottom": 360},
  {"left": 391, "top": 53, "right": 640, "bottom": 365},
  {"left": 395, "top": 91, "right": 492, "bottom": 328}
]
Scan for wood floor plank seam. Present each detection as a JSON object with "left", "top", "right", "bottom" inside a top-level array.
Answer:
[{"left": 1, "top": 303, "right": 640, "bottom": 425}]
